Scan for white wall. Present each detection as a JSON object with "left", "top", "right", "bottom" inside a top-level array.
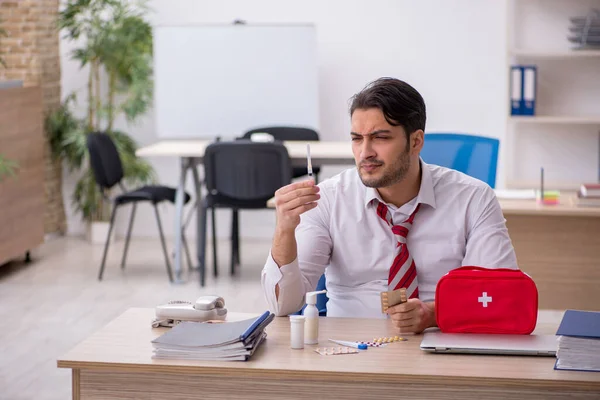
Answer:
[{"left": 60, "top": 0, "right": 509, "bottom": 240}]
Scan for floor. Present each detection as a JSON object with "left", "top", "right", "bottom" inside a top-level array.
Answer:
[{"left": 0, "top": 236, "right": 272, "bottom": 400}]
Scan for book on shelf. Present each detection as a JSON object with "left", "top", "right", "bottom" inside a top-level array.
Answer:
[
  {"left": 576, "top": 183, "right": 600, "bottom": 207},
  {"left": 151, "top": 310, "right": 275, "bottom": 361},
  {"left": 555, "top": 310, "right": 600, "bottom": 372}
]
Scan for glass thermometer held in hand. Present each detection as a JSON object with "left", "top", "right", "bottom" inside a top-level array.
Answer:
[{"left": 306, "top": 143, "right": 313, "bottom": 178}]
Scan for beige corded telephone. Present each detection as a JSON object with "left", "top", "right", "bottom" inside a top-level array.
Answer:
[{"left": 155, "top": 295, "right": 227, "bottom": 322}]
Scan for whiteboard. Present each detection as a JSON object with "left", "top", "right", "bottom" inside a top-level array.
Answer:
[{"left": 153, "top": 24, "right": 319, "bottom": 139}]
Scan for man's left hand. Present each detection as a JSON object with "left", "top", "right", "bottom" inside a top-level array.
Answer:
[{"left": 386, "top": 299, "right": 436, "bottom": 334}]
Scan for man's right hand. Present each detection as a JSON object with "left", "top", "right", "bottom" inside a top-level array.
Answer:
[{"left": 273, "top": 180, "right": 320, "bottom": 233}]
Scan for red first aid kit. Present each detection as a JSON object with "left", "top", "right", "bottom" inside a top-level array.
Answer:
[{"left": 435, "top": 266, "right": 538, "bottom": 334}]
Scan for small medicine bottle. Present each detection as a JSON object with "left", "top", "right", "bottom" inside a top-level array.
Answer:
[{"left": 289, "top": 315, "right": 305, "bottom": 349}]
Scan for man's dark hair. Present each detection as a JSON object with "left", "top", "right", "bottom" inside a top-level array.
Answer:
[{"left": 349, "top": 77, "right": 426, "bottom": 140}]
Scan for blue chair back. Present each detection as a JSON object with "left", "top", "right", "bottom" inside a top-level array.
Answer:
[
  {"left": 315, "top": 274, "right": 328, "bottom": 315},
  {"left": 291, "top": 273, "right": 328, "bottom": 316},
  {"left": 419, "top": 133, "right": 499, "bottom": 188}
]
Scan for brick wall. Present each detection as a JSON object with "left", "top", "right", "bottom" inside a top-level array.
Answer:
[{"left": 0, "top": 0, "right": 67, "bottom": 234}]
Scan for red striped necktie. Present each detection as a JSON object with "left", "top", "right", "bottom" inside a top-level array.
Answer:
[{"left": 376, "top": 201, "right": 421, "bottom": 299}]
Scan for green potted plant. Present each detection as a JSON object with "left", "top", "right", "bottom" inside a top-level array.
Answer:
[{"left": 48, "top": 0, "right": 155, "bottom": 244}]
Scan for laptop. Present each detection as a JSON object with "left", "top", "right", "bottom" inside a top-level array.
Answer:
[{"left": 420, "top": 331, "right": 558, "bottom": 356}]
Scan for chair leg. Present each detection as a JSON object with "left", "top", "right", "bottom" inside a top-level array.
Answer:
[
  {"left": 120, "top": 203, "right": 137, "bottom": 269},
  {"left": 98, "top": 205, "right": 118, "bottom": 281},
  {"left": 234, "top": 209, "right": 240, "bottom": 265},
  {"left": 212, "top": 207, "right": 218, "bottom": 277},
  {"left": 153, "top": 203, "right": 174, "bottom": 283},
  {"left": 182, "top": 230, "right": 194, "bottom": 271},
  {"left": 198, "top": 201, "right": 208, "bottom": 287},
  {"left": 231, "top": 209, "right": 239, "bottom": 275}
]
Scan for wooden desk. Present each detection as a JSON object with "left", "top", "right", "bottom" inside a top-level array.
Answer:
[
  {"left": 498, "top": 195, "right": 600, "bottom": 311},
  {"left": 58, "top": 308, "right": 600, "bottom": 400},
  {"left": 136, "top": 139, "right": 353, "bottom": 282},
  {"left": 499, "top": 195, "right": 600, "bottom": 217},
  {"left": 137, "top": 139, "right": 354, "bottom": 167}
]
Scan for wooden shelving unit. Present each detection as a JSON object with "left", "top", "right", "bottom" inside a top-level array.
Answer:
[
  {"left": 506, "top": 0, "right": 600, "bottom": 191},
  {"left": 509, "top": 49, "right": 600, "bottom": 59},
  {"left": 509, "top": 116, "right": 600, "bottom": 124}
]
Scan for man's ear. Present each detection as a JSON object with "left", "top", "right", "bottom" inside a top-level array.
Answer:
[{"left": 411, "top": 129, "right": 424, "bottom": 154}]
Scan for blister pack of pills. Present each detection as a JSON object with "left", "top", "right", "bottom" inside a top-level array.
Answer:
[
  {"left": 372, "top": 336, "right": 407, "bottom": 343},
  {"left": 380, "top": 288, "right": 407, "bottom": 312},
  {"left": 314, "top": 346, "right": 359, "bottom": 356},
  {"left": 358, "top": 336, "right": 407, "bottom": 347}
]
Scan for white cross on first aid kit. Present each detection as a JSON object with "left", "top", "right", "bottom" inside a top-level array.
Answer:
[{"left": 478, "top": 292, "right": 492, "bottom": 307}]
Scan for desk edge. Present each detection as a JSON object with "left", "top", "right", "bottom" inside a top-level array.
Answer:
[{"left": 56, "top": 359, "right": 600, "bottom": 390}]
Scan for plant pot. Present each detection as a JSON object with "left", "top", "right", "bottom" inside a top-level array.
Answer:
[{"left": 86, "top": 221, "right": 115, "bottom": 245}]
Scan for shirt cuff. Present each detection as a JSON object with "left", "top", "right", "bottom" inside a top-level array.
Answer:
[{"left": 261, "top": 251, "right": 304, "bottom": 316}]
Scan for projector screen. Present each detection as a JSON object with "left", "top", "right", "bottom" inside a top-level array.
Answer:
[{"left": 153, "top": 24, "right": 319, "bottom": 140}]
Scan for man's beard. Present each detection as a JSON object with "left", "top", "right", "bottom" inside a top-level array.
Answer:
[{"left": 358, "top": 149, "right": 411, "bottom": 188}]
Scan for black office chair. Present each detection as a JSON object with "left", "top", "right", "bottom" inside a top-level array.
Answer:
[
  {"left": 242, "top": 126, "right": 321, "bottom": 182},
  {"left": 87, "top": 132, "right": 193, "bottom": 282},
  {"left": 198, "top": 140, "right": 292, "bottom": 286},
  {"left": 237, "top": 126, "right": 320, "bottom": 267}
]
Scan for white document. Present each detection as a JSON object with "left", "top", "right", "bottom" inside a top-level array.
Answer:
[{"left": 494, "top": 189, "right": 537, "bottom": 200}]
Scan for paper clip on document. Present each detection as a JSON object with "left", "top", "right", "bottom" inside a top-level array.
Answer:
[{"left": 306, "top": 143, "right": 313, "bottom": 178}]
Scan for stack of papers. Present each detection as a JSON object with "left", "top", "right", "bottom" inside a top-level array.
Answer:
[
  {"left": 152, "top": 311, "right": 274, "bottom": 361},
  {"left": 568, "top": 9, "right": 600, "bottom": 49},
  {"left": 494, "top": 189, "right": 537, "bottom": 200},
  {"left": 555, "top": 310, "right": 600, "bottom": 372}
]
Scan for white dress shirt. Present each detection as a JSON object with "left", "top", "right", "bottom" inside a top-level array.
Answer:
[{"left": 261, "top": 160, "right": 518, "bottom": 318}]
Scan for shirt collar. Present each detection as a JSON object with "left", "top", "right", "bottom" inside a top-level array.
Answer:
[{"left": 363, "top": 158, "right": 437, "bottom": 210}]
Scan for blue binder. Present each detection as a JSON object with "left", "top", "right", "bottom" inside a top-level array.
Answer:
[
  {"left": 556, "top": 310, "right": 600, "bottom": 340},
  {"left": 521, "top": 65, "right": 537, "bottom": 116},
  {"left": 555, "top": 310, "right": 600, "bottom": 372},
  {"left": 510, "top": 65, "right": 523, "bottom": 115}
]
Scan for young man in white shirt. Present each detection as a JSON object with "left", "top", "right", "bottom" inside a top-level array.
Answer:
[{"left": 261, "top": 77, "right": 518, "bottom": 333}]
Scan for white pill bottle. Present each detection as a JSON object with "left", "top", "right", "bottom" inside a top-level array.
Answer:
[{"left": 303, "top": 290, "right": 327, "bottom": 345}]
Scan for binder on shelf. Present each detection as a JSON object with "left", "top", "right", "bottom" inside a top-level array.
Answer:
[
  {"left": 510, "top": 65, "right": 523, "bottom": 115},
  {"left": 522, "top": 65, "right": 537, "bottom": 116}
]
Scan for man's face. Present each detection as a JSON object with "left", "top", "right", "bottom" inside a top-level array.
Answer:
[{"left": 350, "top": 108, "right": 413, "bottom": 188}]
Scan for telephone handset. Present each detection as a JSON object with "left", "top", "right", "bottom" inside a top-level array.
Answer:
[{"left": 155, "top": 295, "right": 227, "bottom": 322}]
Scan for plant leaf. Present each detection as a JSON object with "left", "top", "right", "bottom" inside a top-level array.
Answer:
[{"left": 0, "top": 155, "right": 19, "bottom": 181}]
